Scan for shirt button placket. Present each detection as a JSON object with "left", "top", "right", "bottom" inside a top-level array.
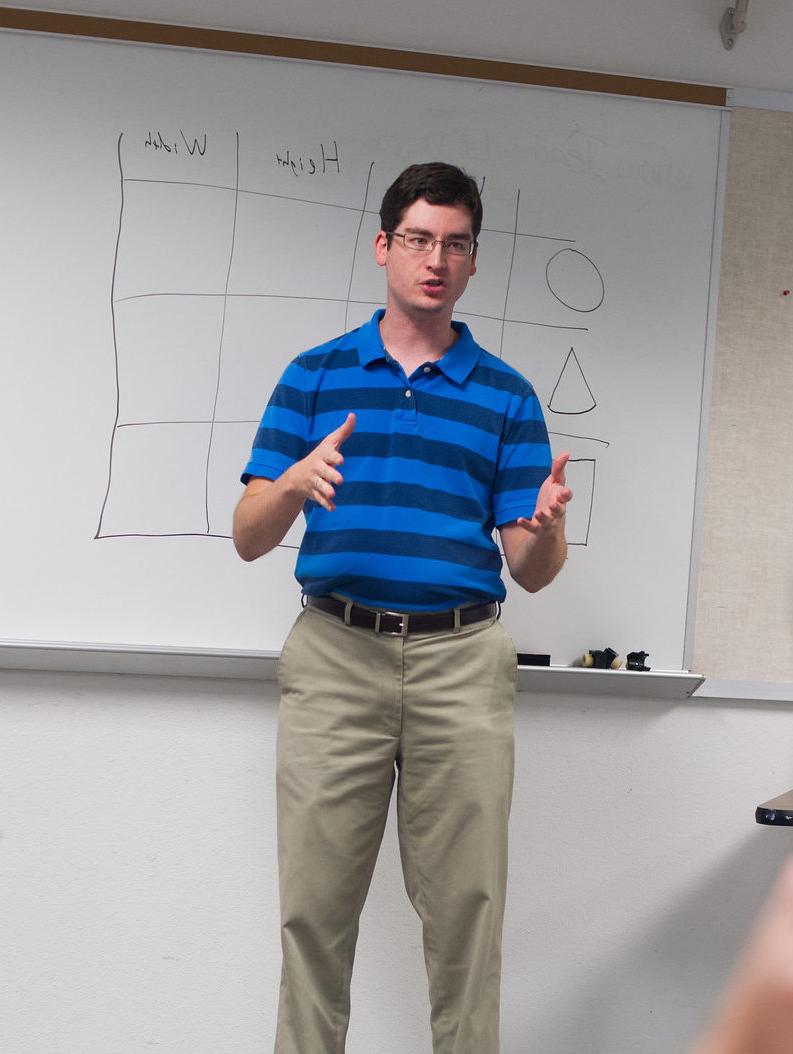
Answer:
[{"left": 403, "top": 387, "right": 418, "bottom": 420}]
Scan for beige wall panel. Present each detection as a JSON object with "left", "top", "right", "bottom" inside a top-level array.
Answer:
[{"left": 693, "top": 108, "right": 793, "bottom": 681}]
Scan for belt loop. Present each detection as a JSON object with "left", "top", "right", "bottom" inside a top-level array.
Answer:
[
  {"left": 343, "top": 600, "right": 352, "bottom": 626},
  {"left": 453, "top": 607, "right": 462, "bottom": 633},
  {"left": 495, "top": 601, "right": 502, "bottom": 620},
  {"left": 374, "top": 611, "right": 382, "bottom": 633},
  {"left": 301, "top": 593, "right": 308, "bottom": 609},
  {"left": 400, "top": 613, "right": 409, "bottom": 637}
]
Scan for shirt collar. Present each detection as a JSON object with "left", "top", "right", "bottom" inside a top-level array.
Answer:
[{"left": 357, "top": 309, "right": 482, "bottom": 384}]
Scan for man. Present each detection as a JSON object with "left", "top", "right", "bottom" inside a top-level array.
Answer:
[{"left": 234, "top": 162, "right": 572, "bottom": 1054}]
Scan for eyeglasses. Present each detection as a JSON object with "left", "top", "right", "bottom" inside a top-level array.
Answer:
[{"left": 387, "top": 231, "right": 477, "bottom": 257}]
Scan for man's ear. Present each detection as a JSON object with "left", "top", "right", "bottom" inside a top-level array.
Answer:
[{"left": 374, "top": 230, "right": 389, "bottom": 268}]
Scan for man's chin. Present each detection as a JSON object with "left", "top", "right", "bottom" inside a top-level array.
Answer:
[{"left": 413, "top": 296, "right": 448, "bottom": 314}]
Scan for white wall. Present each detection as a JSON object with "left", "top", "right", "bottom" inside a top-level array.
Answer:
[{"left": 2, "top": 668, "right": 792, "bottom": 1054}]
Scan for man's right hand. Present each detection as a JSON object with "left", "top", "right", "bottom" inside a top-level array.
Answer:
[
  {"left": 287, "top": 412, "right": 356, "bottom": 512},
  {"left": 233, "top": 412, "right": 357, "bottom": 561}
]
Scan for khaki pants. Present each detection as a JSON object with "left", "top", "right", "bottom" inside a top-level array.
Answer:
[{"left": 274, "top": 605, "right": 517, "bottom": 1054}]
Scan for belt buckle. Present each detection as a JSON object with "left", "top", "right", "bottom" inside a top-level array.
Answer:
[{"left": 377, "top": 609, "right": 408, "bottom": 636}]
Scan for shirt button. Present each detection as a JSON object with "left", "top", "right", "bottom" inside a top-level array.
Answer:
[
  {"left": 405, "top": 389, "right": 412, "bottom": 398},
  {"left": 423, "top": 366, "right": 431, "bottom": 374}
]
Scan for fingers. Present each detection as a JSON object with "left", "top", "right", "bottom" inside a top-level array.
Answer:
[
  {"left": 309, "top": 460, "right": 345, "bottom": 510},
  {"left": 312, "top": 461, "right": 344, "bottom": 488},
  {"left": 517, "top": 511, "right": 560, "bottom": 535},
  {"left": 317, "top": 413, "right": 356, "bottom": 473},
  {"left": 329, "top": 412, "right": 356, "bottom": 448},
  {"left": 311, "top": 470, "right": 337, "bottom": 512},
  {"left": 551, "top": 451, "right": 570, "bottom": 483},
  {"left": 517, "top": 491, "right": 572, "bottom": 534},
  {"left": 302, "top": 414, "right": 356, "bottom": 511}
]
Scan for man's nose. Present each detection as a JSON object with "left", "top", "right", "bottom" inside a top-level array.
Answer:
[{"left": 426, "top": 241, "right": 448, "bottom": 264}]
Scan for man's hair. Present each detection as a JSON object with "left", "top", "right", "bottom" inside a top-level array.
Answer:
[{"left": 379, "top": 162, "right": 483, "bottom": 240}]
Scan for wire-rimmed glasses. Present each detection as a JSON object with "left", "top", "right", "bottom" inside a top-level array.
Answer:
[{"left": 387, "top": 231, "right": 477, "bottom": 257}]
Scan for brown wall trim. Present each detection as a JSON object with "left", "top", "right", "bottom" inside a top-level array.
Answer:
[{"left": 0, "top": 6, "right": 727, "bottom": 107}]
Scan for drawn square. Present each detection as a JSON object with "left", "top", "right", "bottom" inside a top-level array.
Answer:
[
  {"left": 346, "top": 212, "right": 385, "bottom": 306},
  {"left": 114, "top": 182, "right": 236, "bottom": 299},
  {"left": 343, "top": 300, "right": 377, "bottom": 333},
  {"left": 454, "top": 313, "right": 505, "bottom": 358},
  {"left": 208, "top": 422, "right": 305, "bottom": 549},
  {"left": 120, "top": 127, "right": 238, "bottom": 188},
  {"left": 214, "top": 297, "right": 348, "bottom": 421},
  {"left": 205, "top": 422, "right": 248, "bottom": 538},
  {"left": 501, "top": 323, "right": 591, "bottom": 411},
  {"left": 97, "top": 423, "right": 211, "bottom": 537},
  {"left": 561, "top": 457, "right": 596, "bottom": 546},
  {"left": 455, "top": 229, "right": 515, "bottom": 320},
  {"left": 229, "top": 194, "right": 362, "bottom": 300},
  {"left": 345, "top": 220, "right": 514, "bottom": 324},
  {"left": 115, "top": 296, "right": 225, "bottom": 423},
  {"left": 504, "top": 239, "right": 606, "bottom": 326}
]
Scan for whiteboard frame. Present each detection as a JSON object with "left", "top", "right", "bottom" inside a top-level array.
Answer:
[
  {"left": 0, "top": 17, "right": 729, "bottom": 677},
  {"left": 0, "top": 6, "right": 727, "bottom": 106},
  {"left": 683, "top": 108, "right": 732, "bottom": 670}
]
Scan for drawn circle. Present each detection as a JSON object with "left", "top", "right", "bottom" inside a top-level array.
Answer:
[{"left": 546, "top": 249, "right": 605, "bottom": 313}]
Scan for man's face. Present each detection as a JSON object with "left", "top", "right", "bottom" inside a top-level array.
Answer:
[{"left": 374, "top": 198, "right": 477, "bottom": 320}]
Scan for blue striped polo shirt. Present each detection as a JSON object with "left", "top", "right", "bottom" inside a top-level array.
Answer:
[{"left": 241, "top": 310, "right": 551, "bottom": 611}]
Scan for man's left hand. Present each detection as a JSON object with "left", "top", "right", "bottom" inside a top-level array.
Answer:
[{"left": 516, "top": 453, "right": 573, "bottom": 535}]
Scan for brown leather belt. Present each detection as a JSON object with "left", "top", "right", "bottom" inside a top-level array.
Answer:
[{"left": 304, "top": 595, "right": 499, "bottom": 636}]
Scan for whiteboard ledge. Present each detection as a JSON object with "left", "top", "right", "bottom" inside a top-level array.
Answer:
[
  {"left": 0, "top": 640, "right": 280, "bottom": 680},
  {"left": 517, "top": 665, "right": 704, "bottom": 699},
  {"left": 0, "top": 641, "right": 705, "bottom": 695},
  {"left": 10, "top": 645, "right": 786, "bottom": 703},
  {"left": 691, "top": 679, "right": 793, "bottom": 703}
]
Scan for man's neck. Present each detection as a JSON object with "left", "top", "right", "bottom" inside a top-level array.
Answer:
[{"left": 378, "top": 308, "right": 457, "bottom": 374}]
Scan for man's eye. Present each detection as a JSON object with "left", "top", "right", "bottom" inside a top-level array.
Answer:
[
  {"left": 448, "top": 241, "right": 468, "bottom": 253},
  {"left": 409, "top": 236, "right": 429, "bottom": 248}
]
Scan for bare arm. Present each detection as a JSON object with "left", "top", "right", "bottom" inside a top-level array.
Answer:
[
  {"left": 233, "top": 412, "right": 355, "bottom": 562},
  {"left": 689, "top": 858, "right": 793, "bottom": 1054},
  {"left": 499, "top": 452, "right": 572, "bottom": 594}
]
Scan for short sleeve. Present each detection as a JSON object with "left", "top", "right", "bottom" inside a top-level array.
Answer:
[
  {"left": 491, "top": 386, "right": 552, "bottom": 527},
  {"left": 240, "top": 359, "right": 310, "bottom": 484}
]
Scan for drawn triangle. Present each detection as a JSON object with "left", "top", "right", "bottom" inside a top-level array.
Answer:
[{"left": 548, "top": 348, "right": 596, "bottom": 415}]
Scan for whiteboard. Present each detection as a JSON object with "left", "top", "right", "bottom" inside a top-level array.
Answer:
[{"left": 0, "top": 30, "right": 724, "bottom": 668}]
